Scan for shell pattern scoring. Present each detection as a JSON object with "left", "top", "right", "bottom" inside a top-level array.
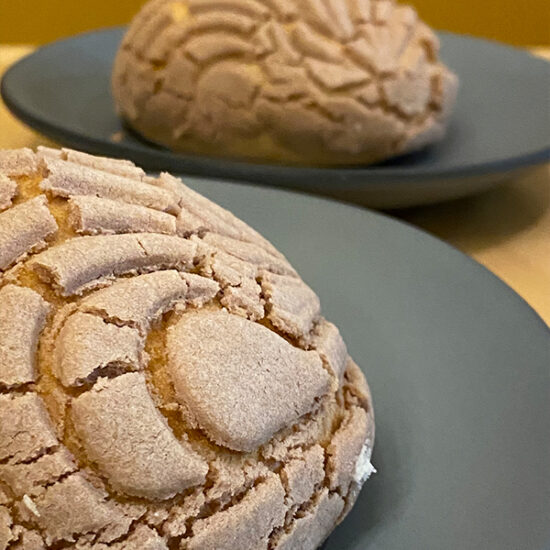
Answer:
[
  {"left": 0, "top": 147, "right": 374, "bottom": 549},
  {"left": 113, "top": 0, "right": 458, "bottom": 165}
]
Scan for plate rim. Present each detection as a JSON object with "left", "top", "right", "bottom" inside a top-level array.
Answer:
[
  {"left": 190, "top": 174, "right": 550, "bottom": 332},
  {"left": 1, "top": 26, "right": 549, "bottom": 186},
  {"left": 190, "top": 175, "right": 550, "bottom": 548}
]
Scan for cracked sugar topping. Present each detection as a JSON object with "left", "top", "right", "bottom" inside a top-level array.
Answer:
[
  {"left": 113, "top": 0, "right": 458, "bottom": 165},
  {"left": 0, "top": 147, "right": 374, "bottom": 549}
]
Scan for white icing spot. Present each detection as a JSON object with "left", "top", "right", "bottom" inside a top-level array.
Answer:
[
  {"left": 353, "top": 440, "right": 376, "bottom": 485},
  {"left": 23, "top": 494, "right": 41, "bottom": 517}
]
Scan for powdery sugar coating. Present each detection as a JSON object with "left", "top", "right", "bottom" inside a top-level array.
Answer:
[
  {"left": 53, "top": 312, "right": 145, "bottom": 387},
  {"left": 40, "top": 156, "right": 179, "bottom": 214},
  {"left": 167, "top": 309, "right": 330, "bottom": 452},
  {"left": 0, "top": 174, "right": 17, "bottom": 212},
  {"left": 68, "top": 195, "right": 178, "bottom": 236},
  {"left": 71, "top": 373, "right": 209, "bottom": 500},
  {"left": 0, "top": 196, "right": 58, "bottom": 272},
  {"left": 113, "top": 0, "right": 458, "bottom": 165},
  {"left": 0, "top": 147, "right": 374, "bottom": 549},
  {"left": 0, "top": 285, "right": 51, "bottom": 389},
  {"left": 29, "top": 233, "right": 197, "bottom": 296}
]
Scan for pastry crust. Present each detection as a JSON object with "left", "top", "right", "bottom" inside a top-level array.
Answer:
[
  {"left": 0, "top": 147, "right": 375, "bottom": 549},
  {"left": 112, "top": 0, "right": 458, "bottom": 165}
]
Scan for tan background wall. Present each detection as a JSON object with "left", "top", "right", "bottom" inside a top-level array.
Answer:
[{"left": 1, "top": 0, "right": 549, "bottom": 45}]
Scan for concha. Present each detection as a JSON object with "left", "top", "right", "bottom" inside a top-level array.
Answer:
[
  {"left": 0, "top": 146, "right": 375, "bottom": 549},
  {"left": 112, "top": 0, "right": 458, "bottom": 165}
]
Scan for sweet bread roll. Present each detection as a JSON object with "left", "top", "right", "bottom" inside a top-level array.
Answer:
[
  {"left": 112, "top": 0, "right": 458, "bottom": 165},
  {"left": 0, "top": 147, "right": 375, "bottom": 549}
]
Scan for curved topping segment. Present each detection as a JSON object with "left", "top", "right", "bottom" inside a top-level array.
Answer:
[
  {"left": 197, "top": 242, "right": 265, "bottom": 317},
  {"left": 0, "top": 196, "right": 58, "bottom": 271},
  {"left": 374, "top": 0, "right": 393, "bottom": 23},
  {"left": 71, "top": 373, "right": 208, "bottom": 500},
  {"left": 80, "top": 271, "right": 219, "bottom": 331},
  {"left": 272, "top": 488, "right": 344, "bottom": 550},
  {"left": 187, "top": 0, "right": 270, "bottom": 18},
  {"left": 189, "top": 11, "right": 258, "bottom": 35},
  {"left": 36, "top": 145, "right": 62, "bottom": 160},
  {"left": 176, "top": 209, "right": 209, "bottom": 237},
  {"left": 0, "top": 148, "right": 41, "bottom": 177},
  {"left": 188, "top": 474, "right": 286, "bottom": 550},
  {"left": 61, "top": 148, "right": 146, "bottom": 180},
  {"left": 0, "top": 174, "right": 17, "bottom": 211},
  {"left": 309, "top": 319, "right": 347, "bottom": 381},
  {"left": 198, "top": 245, "right": 264, "bottom": 319},
  {"left": 220, "top": 282, "right": 264, "bottom": 321},
  {"left": 346, "top": 16, "right": 414, "bottom": 75},
  {"left": 133, "top": 9, "right": 176, "bottom": 57},
  {"left": 260, "top": 271, "right": 321, "bottom": 338},
  {"left": 54, "top": 312, "right": 144, "bottom": 387},
  {"left": 198, "top": 244, "right": 258, "bottom": 285},
  {"left": 18, "top": 473, "right": 135, "bottom": 545},
  {"left": 0, "top": 448, "right": 76, "bottom": 498},
  {"left": 291, "top": 21, "right": 343, "bottom": 62},
  {"left": 167, "top": 309, "right": 331, "bottom": 452},
  {"left": 303, "top": 0, "right": 356, "bottom": 40},
  {"left": 0, "top": 285, "right": 51, "bottom": 388},
  {"left": 267, "top": 20, "right": 302, "bottom": 64},
  {"left": 281, "top": 444, "right": 325, "bottom": 507},
  {"left": 159, "top": 173, "right": 282, "bottom": 257},
  {"left": 202, "top": 232, "right": 296, "bottom": 277},
  {"left": 343, "top": 358, "right": 372, "bottom": 409},
  {"left": 400, "top": 70, "right": 458, "bottom": 155},
  {"left": 327, "top": 405, "right": 372, "bottom": 494},
  {"left": 68, "top": 196, "right": 177, "bottom": 236},
  {"left": 38, "top": 147, "right": 147, "bottom": 180},
  {"left": 349, "top": 0, "right": 372, "bottom": 23},
  {"left": 29, "top": 233, "right": 197, "bottom": 296},
  {"left": 111, "top": 48, "right": 158, "bottom": 121},
  {"left": 305, "top": 58, "right": 369, "bottom": 90},
  {"left": 0, "top": 394, "right": 58, "bottom": 464},
  {"left": 180, "top": 272, "right": 220, "bottom": 307},
  {"left": 185, "top": 34, "right": 253, "bottom": 64},
  {"left": 40, "top": 158, "right": 179, "bottom": 214},
  {"left": 80, "top": 271, "right": 189, "bottom": 331},
  {"left": 382, "top": 57, "right": 432, "bottom": 117},
  {"left": 162, "top": 50, "right": 200, "bottom": 99}
]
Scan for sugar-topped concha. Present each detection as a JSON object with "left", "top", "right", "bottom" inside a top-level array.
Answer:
[
  {"left": 112, "top": 0, "right": 458, "bottom": 165},
  {"left": 0, "top": 147, "right": 375, "bottom": 549}
]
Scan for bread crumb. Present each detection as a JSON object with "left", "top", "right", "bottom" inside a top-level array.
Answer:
[
  {"left": 23, "top": 495, "right": 41, "bottom": 518},
  {"left": 111, "top": 131, "right": 124, "bottom": 143}
]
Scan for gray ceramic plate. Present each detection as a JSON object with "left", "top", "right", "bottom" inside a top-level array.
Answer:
[
  {"left": 2, "top": 28, "right": 549, "bottom": 208},
  {"left": 184, "top": 178, "right": 547, "bottom": 549}
]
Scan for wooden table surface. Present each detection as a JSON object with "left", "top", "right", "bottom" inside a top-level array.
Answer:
[{"left": 1, "top": 45, "right": 549, "bottom": 325}]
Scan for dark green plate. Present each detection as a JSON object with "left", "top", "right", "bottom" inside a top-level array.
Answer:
[{"left": 2, "top": 28, "right": 549, "bottom": 208}]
